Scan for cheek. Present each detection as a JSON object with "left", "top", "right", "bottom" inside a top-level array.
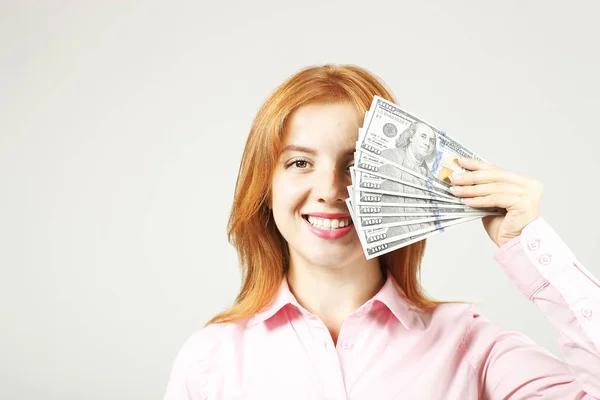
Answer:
[{"left": 271, "top": 175, "right": 308, "bottom": 215}]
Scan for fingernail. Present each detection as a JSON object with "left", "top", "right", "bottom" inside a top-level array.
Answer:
[
  {"left": 450, "top": 185, "right": 463, "bottom": 193},
  {"left": 449, "top": 172, "right": 462, "bottom": 182}
]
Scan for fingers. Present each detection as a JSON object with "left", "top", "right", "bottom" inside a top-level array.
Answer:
[
  {"left": 457, "top": 157, "right": 495, "bottom": 171},
  {"left": 449, "top": 182, "right": 523, "bottom": 198},
  {"left": 448, "top": 159, "right": 544, "bottom": 211},
  {"left": 451, "top": 158, "right": 530, "bottom": 187},
  {"left": 446, "top": 159, "right": 543, "bottom": 229},
  {"left": 462, "top": 194, "right": 515, "bottom": 208}
]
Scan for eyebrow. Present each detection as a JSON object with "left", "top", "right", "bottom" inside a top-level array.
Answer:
[
  {"left": 280, "top": 145, "right": 355, "bottom": 157},
  {"left": 280, "top": 145, "right": 317, "bottom": 155}
]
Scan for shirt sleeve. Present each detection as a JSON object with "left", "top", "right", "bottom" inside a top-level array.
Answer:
[
  {"left": 466, "top": 217, "right": 600, "bottom": 399},
  {"left": 163, "top": 326, "right": 223, "bottom": 400}
]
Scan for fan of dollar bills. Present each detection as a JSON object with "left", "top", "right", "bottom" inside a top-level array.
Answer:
[{"left": 347, "top": 96, "right": 502, "bottom": 259}]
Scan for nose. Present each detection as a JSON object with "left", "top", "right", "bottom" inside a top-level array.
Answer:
[{"left": 313, "top": 166, "right": 349, "bottom": 204}]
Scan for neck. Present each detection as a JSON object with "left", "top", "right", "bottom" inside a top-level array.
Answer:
[{"left": 286, "top": 254, "right": 385, "bottom": 343}]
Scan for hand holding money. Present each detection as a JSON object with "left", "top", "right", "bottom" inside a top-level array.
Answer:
[
  {"left": 348, "top": 96, "right": 519, "bottom": 259},
  {"left": 448, "top": 158, "right": 543, "bottom": 247}
]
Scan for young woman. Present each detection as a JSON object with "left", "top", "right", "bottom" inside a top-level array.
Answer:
[{"left": 164, "top": 65, "right": 600, "bottom": 399}]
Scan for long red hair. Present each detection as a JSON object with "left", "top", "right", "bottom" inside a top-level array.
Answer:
[{"left": 207, "top": 64, "right": 450, "bottom": 326}]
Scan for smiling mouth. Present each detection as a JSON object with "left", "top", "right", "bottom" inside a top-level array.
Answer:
[{"left": 302, "top": 215, "right": 353, "bottom": 230}]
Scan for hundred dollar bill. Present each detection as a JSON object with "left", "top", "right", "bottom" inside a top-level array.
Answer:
[
  {"left": 363, "top": 214, "right": 483, "bottom": 249},
  {"left": 356, "top": 204, "right": 497, "bottom": 217},
  {"left": 359, "top": 96, "right": 487, "bottom": 191},
  {"left": 354, "top": 150, "right": 454, "bottom": 198},
  {"left": 351, "top": 167, "right": 460, "bottom": 203},
  {"left": 357, "top": 210, "right": 492, "bottom": 230},
  {"left": 348, "top": 185, "right": 463, "bottom": 217},
  {"left": 346, "top": 185, "right": 498, "bottom": 230},
  {"left": 351, "top": 165, "right": 501, "bottom": 225},
  {"left": 349, "top": 169, "right": 360, "bottom": 212},
  {"left": 356, "top": 189, "right": 476, "bottom": 210},
  {"left": 346, "top": 197, "right": 439, "bottom": 259},
  {"left": 356, "top": 128, "right": 455, "bottom": 195},
  {"left": 346, "top": 197, "right": 374, "bottom": 253},
  {"left": 351, "top": 179, "right": 463, "bottom": 205},
  {"left": 360, "top": 213, "right": 474, "bottom": 229},
  {"left": 346, "top": 198, "right": 480, "bottom": 260},
  {"left": 362, "top": 222, "right": 474, "bottom": 259}
]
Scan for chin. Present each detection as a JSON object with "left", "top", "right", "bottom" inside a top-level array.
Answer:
[
  {"left": 298, "top": 245, "right": 363, "bottom": 269},
  {"left": 311, "top": 254, "right": 348, "bottom": 269}
]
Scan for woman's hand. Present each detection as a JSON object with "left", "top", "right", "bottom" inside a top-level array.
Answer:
[{"left": 448, "top": 158, "right": 543, "bottom": 248}]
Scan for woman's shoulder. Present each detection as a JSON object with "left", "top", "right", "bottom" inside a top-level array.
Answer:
[
  {"left": 425, "top": 302, "right": 511, "bottom": 349},
  {"left": 424, "top": 302, "right": 496, "bottom": 334},
  {"left": 179, "top": 323, "right": 225, "bottom": 351},
  {"left": 173, "top": 321, "right": 243, "bottom": 364},
  {"left": 165, "top": 322, "right": 246, "bottom": 397},
  {"left": 427, "top": 301, "right": 478, "bottom": 319},
  {"left": 171, "top": 322, "right": 244, "bottom": 376}
]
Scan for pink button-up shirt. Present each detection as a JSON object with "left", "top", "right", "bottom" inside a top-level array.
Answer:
[{"left": 164, "top": 218, "right": 600, "bottom": 399}]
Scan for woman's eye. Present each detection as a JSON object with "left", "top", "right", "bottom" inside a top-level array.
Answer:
[
  {"left": 287, "top": 159, "right": 310, "bottom": 169},
  {"left": 294, "top": 160, "right": 308, "bottom": 168}
]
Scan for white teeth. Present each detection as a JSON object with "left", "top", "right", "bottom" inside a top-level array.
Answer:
[{"left": 305, "top": 216, "right": 351, "bottom": 230}]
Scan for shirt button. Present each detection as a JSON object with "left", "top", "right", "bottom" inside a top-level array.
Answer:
[
  {"left": 582, "top": 308, "right": 593, "bottom": 320},
  {"left": 527, "top": 239, "right": 540, "bottom": 251},
  {"left": 341, "top": 340, "right": 353, "bottom": 349},
  {"left": 538, "top": 254, "right": 552, "bottom": 265}
]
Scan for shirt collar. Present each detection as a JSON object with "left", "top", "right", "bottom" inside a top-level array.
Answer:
[
  {"left": 248, "top": 272, "right": 424, "bottom": 330},
  {"left": 369, "top": 271, "right": 425, "bottom": 330},
  {"left": 247, "top": 277, "right": 300, "bottom": 328}
]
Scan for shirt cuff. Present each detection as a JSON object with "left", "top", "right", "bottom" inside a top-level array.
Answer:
[{"left": 494, "top": 217, "right": 565, "bottom": 300}]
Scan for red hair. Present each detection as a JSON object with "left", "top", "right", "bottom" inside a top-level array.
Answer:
[{"left": 207, "top": 65, "right": 452, "bottom": 326}]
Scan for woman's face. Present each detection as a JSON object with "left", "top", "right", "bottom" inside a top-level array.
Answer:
[{"left": 271, "top": 101, "right": 364, "bottom": 268}]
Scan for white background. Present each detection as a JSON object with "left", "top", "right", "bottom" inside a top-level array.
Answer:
[{"left": 1, "top": 1, "right": 599, "bottom": 399}]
